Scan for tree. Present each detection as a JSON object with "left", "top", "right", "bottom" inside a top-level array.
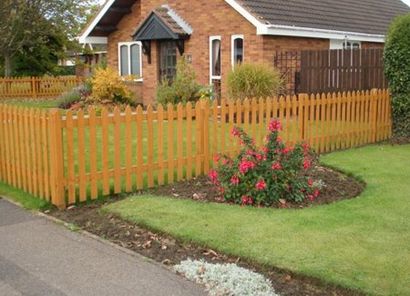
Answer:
[
  {"left": 0, "top": 0, "right": 94, "bottom": 76},
  {"left": 384, "top": 13, "right": 410, "bottom": 138}
]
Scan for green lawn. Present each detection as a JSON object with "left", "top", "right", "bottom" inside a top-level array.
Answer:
[
  {"left": 0, "top": 181, "right": 51, "bottom": 210},
  {"left": 1, "top": 98, "right": 60, "bottom": 109},
  {"left": 105, "top": 144, "right": 410, "bottom": 296}
]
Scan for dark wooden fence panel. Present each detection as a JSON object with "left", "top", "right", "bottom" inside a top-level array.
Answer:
[{"left": 274, "top": 48, "right": 387, "bottom": 95}]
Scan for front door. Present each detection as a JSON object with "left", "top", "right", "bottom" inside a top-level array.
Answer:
[{"left": 159, "top": 41, "right": 177, "bottom": 82}]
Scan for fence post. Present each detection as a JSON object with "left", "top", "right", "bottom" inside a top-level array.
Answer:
[{"left": 48, "top": 109, "right": 65, "bottom": 209}]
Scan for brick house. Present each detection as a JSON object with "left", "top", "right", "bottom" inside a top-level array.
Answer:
[{"left": 79, "top": 0, "right": 409, "bottom": 105}]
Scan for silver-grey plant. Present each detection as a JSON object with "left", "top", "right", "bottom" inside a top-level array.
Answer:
[{"left": 174, "top": 259, "right": 278, "bottom": 296}]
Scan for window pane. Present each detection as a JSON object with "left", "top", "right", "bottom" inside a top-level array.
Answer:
[
  {"left": 120, "top": 45, "right": 129, "bottom": 76},
  {"left": 130, "top": 44, "right": 141, "bottom": 77},
  {"left": 212, "top": 39, "right": 221, "bottom": 77},
  {"left": 233, "top": 38, "right": 243, "bottom": 64}
]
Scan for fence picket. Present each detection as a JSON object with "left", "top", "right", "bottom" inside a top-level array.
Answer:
[
  {"left": 147, "top": 105, "right": 154, "bottom": 186},
  {"left": 113, "top": 107, "right": 122, "bottom": 193},
  {"left": 176, "top": 104, "right": 184, "bottom": 181},
  {"left": 124, "top": 106, "right": 133, "bottom": 192},
  {"left": 89, "top": 107, "right": 98, "bottom": 199},
  {"left": 77, "top": 109, "right": 87, "bottom": 201},
  {"left": 185, "top": 103, "right": 192, "bottom": 180},
  {"left": 101, "top": 108, "right": 110, "bottom": 195},
  {"left": 66, "top": 111, "right": 76, "bottom": 204},
  {"left": 157, "top": 105, "right": 165, "bottom": 185}
]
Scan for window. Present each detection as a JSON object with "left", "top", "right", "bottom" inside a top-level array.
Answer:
[
  {"left": 343, "top": 41, "right": 361, "bottom": 50},
  {"left": 118, "top": 42, "right": 142, "bottom": 78},
  {"left": 329, "top": 39, "right": 361, "bottom": 50},
  {"left": 231, "top": 35, "right": 244, "bottom": 67},
  {"left": 209, "top": 36, "right": 221, "bottom": 83}
]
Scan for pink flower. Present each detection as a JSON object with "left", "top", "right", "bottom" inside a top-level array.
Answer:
[
  {"left": 213, "top": 154, "right": 220, "bottom": 162},
  {"left": 241, "top": 195, "right": 254, "bottom": 205},
  {"left": 302, "top": 142, "right": 310, "bottom": 154},
  {"left": 282, "top": 146, "right": 293, "bottom": 155},
  {"left": 307, "top": 178, "right": 314, "bottom": 187},
  {"left": 230, "top": 175, "right": 240, "bottom": 185},
  {"left": 231, "top": 127, "right": 240, "bottom": 137},
  {"left": 208, "top": 170, "right": 218, "bottom": 184},
  {"left": 255, "top": 179, "right": 267, "bottom": 191},
  {"left": 271, "top": 162, "right": 282, "bottom": 170},
  {"left": 277, "top": 136, "right": 283, "bottom": 144},
  {"left": 255, "top": 153, "right": 264, "bottom": 161},
  {"left": 239, "top": 160, "right": 255, "bottom": 174},
  {"left": 314, "top": 189, "right": 320, "bottom": 198},
  {"left": 268, "top": 119, "right": 282, "bottom": 132},
  {"left": 308, "top": 194, "right": 315, "bottom": 201},
  {"left": 221, "top": 158, "right": 229, "bottom": 165},
  {"left": 262, "top": 147, "right": 269, "bottom": 155},
  {"left": 246, "top": 149, "right": 255, "bottom": 156},
  {"left": 303, "top": 158, "right": 311, "bottom": 170}
]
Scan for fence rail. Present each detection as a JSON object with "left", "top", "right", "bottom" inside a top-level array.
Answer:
[
  {"left": 0, "top": 90, "right": 391, "bottom": 208},
  {"left": 0, "top": 76, "right": 82, "bottom": 98}
]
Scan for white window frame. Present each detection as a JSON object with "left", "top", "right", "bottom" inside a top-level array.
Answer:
[
  {"left": 330, "top": 39, "right": 361, "bottom": 50},
  {"left": 209, "top": 36, "right": 222, "bottom": 84},
  {"left": 118, "top": 41, "right": 143, "bottom": 81},
  {"left": 231, "top": 34, "right": 244, "bottom": 67}
]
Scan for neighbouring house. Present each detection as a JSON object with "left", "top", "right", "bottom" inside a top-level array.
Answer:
[{"left": 79, "top": 0, "right": 409, "bottom": 105}]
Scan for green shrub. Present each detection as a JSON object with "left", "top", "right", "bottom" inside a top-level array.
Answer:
[
  {"left": 384, "top": 13, "right": 410, "bottom": 137},
  {"left": 227, "top": 63, "right": 283, "bottom": 100},
  {"left": 209, "top": 119, "right": 320, "bottom": 206},
  {"left": 156, "top": 58, "right": 202, "bottom": 106},
  {"left": 89, "top": 67, "right": 137, "bottom": 106}
]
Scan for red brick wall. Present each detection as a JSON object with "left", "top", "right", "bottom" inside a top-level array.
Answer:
[{"left": 105, "top": 0, "right": 381, "bottom": 105}]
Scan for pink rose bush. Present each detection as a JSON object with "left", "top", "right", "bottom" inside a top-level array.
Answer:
[{"left": 209, "top": 119, "right": 320, "bottom": 206}]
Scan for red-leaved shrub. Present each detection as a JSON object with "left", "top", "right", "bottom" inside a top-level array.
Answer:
[{"left": 209, "top": 119, "right": 320, "bottom": 206}]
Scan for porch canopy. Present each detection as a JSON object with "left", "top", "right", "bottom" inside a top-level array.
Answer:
[{"left": 132, "top": 5, "right": 192, "bottom": 59}]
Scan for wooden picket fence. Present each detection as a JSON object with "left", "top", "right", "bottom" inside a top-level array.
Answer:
[
  {"left": 0, "top": 90, "right": 391, "bottom": 208},
  {"left": 0, "top": 76, "right": 82, "bottom": 98}
]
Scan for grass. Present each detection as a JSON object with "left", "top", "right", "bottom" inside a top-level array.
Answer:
[
  {"left": 0, "top": 181, "right": 51, "bottom": 210},
  {"left": 105, "top": 144, "right": 410, "bottom": 296},
  {"left": 1, "top": 98, "right": 60, "bottom": 109}
]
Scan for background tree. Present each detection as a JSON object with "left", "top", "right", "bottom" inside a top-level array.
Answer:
[
  {"left": 0, "top": 0, "right": 96, "bottom": 77},
  {"left": 384, "top": 13, "right": 410, "bottom": 138}
]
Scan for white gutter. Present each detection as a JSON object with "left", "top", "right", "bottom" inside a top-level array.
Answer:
[{"left": 259, "top": 24, "right": 385, "bottom": 42}]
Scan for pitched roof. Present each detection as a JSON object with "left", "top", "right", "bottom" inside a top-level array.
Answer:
[
  {"left": 236, "top": 0, "right": 410, "bottom": 35},
  {"left": 132, "top": 5, "right": 192, "bottom": 40}
]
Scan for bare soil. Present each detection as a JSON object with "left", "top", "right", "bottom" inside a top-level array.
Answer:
[{"left": 147, "top": 166, "right": 364, "bottom": 209}]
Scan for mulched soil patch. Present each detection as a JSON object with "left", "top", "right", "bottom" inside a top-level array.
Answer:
[
  {"left": 50, "top": 166, "right": 365, "bottom": 296},
  {"left": 147, "top": 166, "right": 365, "bottom": 209},
  {"left": 51, "top": 201, "right": 364, "bottom": 296}
]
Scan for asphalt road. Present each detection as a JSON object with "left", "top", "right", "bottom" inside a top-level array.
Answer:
[{"left": 0, "top": 198, "right": 205, "bottom": 296}]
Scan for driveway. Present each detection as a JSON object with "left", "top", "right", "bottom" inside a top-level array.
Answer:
[{"left": 0, "top": 198, "right": 205, "bottom": 296}]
